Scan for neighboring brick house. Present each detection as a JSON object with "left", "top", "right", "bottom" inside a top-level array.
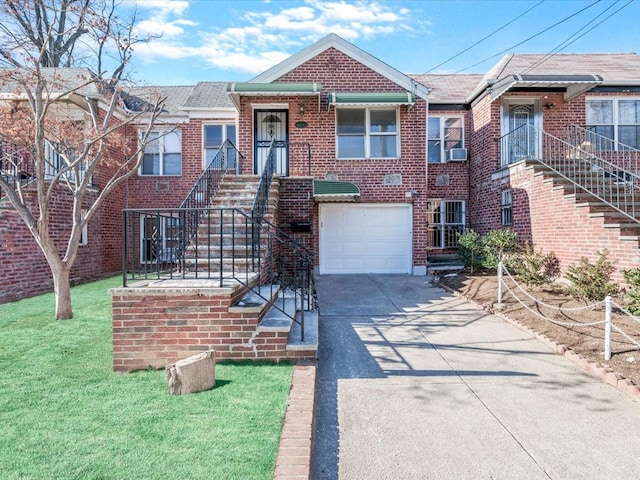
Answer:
[{"left": 3, "top": 34, "right": 640, "bottom": 303}]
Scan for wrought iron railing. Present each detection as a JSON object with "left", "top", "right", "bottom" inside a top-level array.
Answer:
[
  {"left": 121, "top": 206, "right": 315, "bottom": 340},
  {"left": 499, "top": 124, "right": 640, "bottom": 223},
  {"left": 565, "top": 124, "right": 640, "bottom": 176},
  {"left": 251, "top": 138, "right": 276, "bottom": 227},
  {"left": 1, "top": 141, "right": 90, "bottom": 200}
]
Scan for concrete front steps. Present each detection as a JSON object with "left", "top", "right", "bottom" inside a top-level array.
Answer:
[
  {"left": 182, "top": 174, "right": 279, "bottom": 273},
  {"left": 111, "top": 277, "right": 317, "bottom": 372}
]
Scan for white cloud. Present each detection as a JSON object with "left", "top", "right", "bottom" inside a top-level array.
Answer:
[{"left": 132, "top": 0, "right": 429, "bottom": 76}]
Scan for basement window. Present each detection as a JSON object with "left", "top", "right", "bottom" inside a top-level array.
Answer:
[{"left": 501, "top": 189, "right": 513, "bottom": 226}]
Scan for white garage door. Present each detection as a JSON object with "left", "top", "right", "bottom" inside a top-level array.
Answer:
[{"left": 319, "top": 204, "right": 412, "bottom": 274}]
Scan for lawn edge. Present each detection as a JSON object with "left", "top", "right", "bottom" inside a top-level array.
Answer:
[
  {"left": 435, "top": 280, "right": 640, "bottom": 401},
  {"left": 274, "top": 360, "right": 317, "bottom": 480}
]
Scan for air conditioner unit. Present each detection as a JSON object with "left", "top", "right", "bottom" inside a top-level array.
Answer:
[{"left": 447, "top": 148, "right": 467, "bottom": 162}]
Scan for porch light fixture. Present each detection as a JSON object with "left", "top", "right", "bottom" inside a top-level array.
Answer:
[{"left": 544, "top": 102, "right": 555, "bottom": 109}]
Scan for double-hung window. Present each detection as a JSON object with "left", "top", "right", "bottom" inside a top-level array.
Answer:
[
  {"left": 204, "top": 123, "right": 237, "bottom": 168},
  {"left": 427, "top": 200, "right": 466, "bottom": 248},
  {"left": 586, "top": 98, "right": 640, "bottom": 149},
  {"left": 501, "top": 189, "right": 513, "bottom": 226},
  {"left": 141, "top": 129, "right": 182, "bottom": 176},
  {"left": 428, "top": 116, "right": 464, "bottom": 163},
  {"left": 336, "top": 108, "right": 398, "bottom": 158}
]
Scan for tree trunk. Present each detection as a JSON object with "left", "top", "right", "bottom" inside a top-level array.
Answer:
[{"left": 53, "top": 267, "right": 73, "bottom": 320}]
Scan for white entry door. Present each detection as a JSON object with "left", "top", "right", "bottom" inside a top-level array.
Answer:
[{"left": 319, "top": 204, "right": 412, "bottom": 274}]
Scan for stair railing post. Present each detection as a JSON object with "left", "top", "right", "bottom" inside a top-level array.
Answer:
[
  {"left": 497, "top": 261, "right": 504, "bottom": 307},
  {"left": 604, "top": 295, "right": 612, "bottom": 361}
]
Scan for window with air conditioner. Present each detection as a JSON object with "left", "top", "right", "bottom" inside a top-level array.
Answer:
[{"left": 428, "top": 116, "right": 464, "bottom": 163}]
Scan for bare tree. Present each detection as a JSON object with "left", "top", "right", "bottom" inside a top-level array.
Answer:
[{"left": 0, "top": 0, "right": 165, "bottom": 319}]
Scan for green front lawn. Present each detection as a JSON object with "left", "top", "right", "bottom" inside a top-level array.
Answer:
[{"left": 0, "top": 277, "right": 292, "bottom": 480}]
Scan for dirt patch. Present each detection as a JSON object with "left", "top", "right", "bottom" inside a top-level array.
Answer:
[{"left": 437, "top": 270, "right": 640, "bottom": 387}]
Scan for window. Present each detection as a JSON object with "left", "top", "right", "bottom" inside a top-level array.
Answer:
[
  {"left": 501, "top": 189, "right": 512, "bottom": 226},
  {"left": 204, "top": 123, "right": 237, "bottom": 168},
  {"left": 141, "top": 215, "right": 181, "bottom": 263},
  {"left": 336, "top": 108, "right": 398, "bottom": 158},
  {"left": 428, "top": 116, "right": 463, "bottom": 163},
  {"left": 586, "top": 98, "right": 640, "bottom": 148},
  {"left": 141, "top": 129, "right": 182, "bottom": 176},
  {"left": 79, "top": 210, "right": 88, "bottom": 246},
  {"left": 427, "top": 200, "right": 466, "bottom": 248}
]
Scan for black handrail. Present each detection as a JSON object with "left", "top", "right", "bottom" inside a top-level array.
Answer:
[{"left": 120, "top": 206, "right": 316, "bottom": 341}]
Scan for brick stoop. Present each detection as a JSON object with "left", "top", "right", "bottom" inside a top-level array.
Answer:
[{"left": 274, "top": 361, "right": 317, "bottom": 480}]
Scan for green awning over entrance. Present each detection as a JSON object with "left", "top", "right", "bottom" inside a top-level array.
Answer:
[
  {"left": 313, "top": 180, "right": 361, "bottom": 202},
  {"left": 227, "top": 82, "right": 322, "bottom": 94},
  {"left": 327, "top": 92, "right": 415, "bottom": 106}
]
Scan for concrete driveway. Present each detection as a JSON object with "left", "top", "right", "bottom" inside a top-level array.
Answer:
[{"left": 311, "top": 274, "right": 640, "bottom": 480}]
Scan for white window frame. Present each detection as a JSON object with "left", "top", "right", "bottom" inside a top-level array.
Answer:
[
  {"left": 586, "top": 97, "right": 640, "bottom": 149},
  {"left": 427, "top": 200, "right": 466, "bottom": 248},
  {"left": 428, "top": 115, "right": 464, "bottom": 163},
  {"left": 501, "top": 189, "right": 512, "bottom": 226},
  {"left": 139, "top": 129, "right": 182, "bottom": 176},
  {"left": 203, "top": 123, "right": 237, "bottom": 169},
  {"left": 79, "top": 209, "right": 88, "bottom": 246},
  {"left": 335, "top": 107, "right": 400, "bottom": 159}
]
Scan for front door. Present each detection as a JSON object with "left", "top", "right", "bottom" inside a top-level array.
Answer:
[
  {"left": 254, "top": 110, "right": 288, "bottom": 175},
  {"left": 501, "top": 100, "right": 540, "bottom": 166}
]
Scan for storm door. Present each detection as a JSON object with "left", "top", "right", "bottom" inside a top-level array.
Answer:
[
  {"left": 501, "top": 100, "right": 540, "bottom": 166},
  {"left": 254, "top": 110, "right": 288, "bottom": 176}
]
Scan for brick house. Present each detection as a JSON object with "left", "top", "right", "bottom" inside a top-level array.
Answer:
[{"left": 3, "top": 34, "right": 640, "bottom": 368}]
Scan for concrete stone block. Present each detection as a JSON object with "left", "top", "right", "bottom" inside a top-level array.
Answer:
[{"left": 166, "top": 349, "right": 216, "bottom": 395}]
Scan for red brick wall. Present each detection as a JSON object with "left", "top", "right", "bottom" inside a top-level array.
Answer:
[
  {"left": 111, "top": 285, "right": 314, "bottom": 372},
  {"left": 236, "top": 48, "right": 431, "bottom": 270},
  {"left": 0, "top": 186, "right": 113, "bottom": 303},
  {"left": 467, "top": 91, "right": 640, "bottom": 277}
]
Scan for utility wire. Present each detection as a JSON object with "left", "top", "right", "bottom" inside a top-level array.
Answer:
[
  {"left": 420, "top": 0, "right": 602, "bottom": 80},
  {"left": 520, "top": 0, "right": 634, "bottom": 74},
  {"left": 420, "top": 0, "right": 546, "bottom": 75}
]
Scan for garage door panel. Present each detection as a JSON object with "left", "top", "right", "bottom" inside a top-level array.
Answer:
[{"left": 319, "top": 204, "right": 412, "bottom": 274}]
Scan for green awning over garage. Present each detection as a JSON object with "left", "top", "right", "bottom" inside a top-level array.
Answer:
[
  {"left": 313, "top": 180, "right": 361, "bottom": 202},
  {"left": 327, "top": 92, "right": 415, "bottom": 106}
]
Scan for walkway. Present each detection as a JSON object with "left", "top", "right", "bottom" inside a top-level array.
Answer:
[{"left": 311, "top": 274, "right": 640, "bottom": 480}]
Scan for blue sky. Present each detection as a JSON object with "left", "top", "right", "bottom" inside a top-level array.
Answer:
[{"left": 124, "top": 0, "right": 639, "bottom": 85}]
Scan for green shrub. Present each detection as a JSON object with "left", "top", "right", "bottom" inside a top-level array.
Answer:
[
  {"left": 622, "top": 267, "right": 640, "bottom": 314},
  {"left": 482, "top": 228, "right": 519, "bottom": 270},
  {"left": 565, "top": 249, "right": 618, "bottom": 303},
  {"left": 458, "top": 229, "right": 484, "bottom": 273},
  {"left": 511, "top": 243, "right": 560, "bottom": 287}
]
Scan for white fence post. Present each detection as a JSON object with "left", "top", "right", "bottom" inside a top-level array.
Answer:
[
  {"left": 604, "top": 295, "right": 612, "bottom": 361},
  {"left": 497, "top": 261, "right": 503, "bottom": 307}
]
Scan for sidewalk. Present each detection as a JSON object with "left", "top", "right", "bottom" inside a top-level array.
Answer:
[{"left": 311, "top": 274, "right": 640, "bottom": 480}]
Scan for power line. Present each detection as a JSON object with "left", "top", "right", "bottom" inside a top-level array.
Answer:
[
  {"left": 448, "top": 0, "right": 603, "bottom": 75},
  {"left": 420, "top": 0, "right": 546, "bottom": 75},
  {"left": 420, "top": 0, "right": 602, "bottom": 81},
  {"left": 520, "top": 0, "right": 634, "bottom": 74}
]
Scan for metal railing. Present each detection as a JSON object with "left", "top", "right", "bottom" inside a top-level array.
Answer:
[
  {"left": 121, "top": 206, "right": 315, "bottom": 340},
  {"left": 565, "top": 124, "right": 640, "bottom": 175},
  {"left": 251, "top": 138, "right": 276, "bottom": 228},
  {"left": 1, "top": 141, "right": 91, "bottom": 200},
  {"left": 499, "top": 124, "right": 640, "bottom": 223}
]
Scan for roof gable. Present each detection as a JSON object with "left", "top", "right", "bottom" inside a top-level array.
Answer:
[{"left": 250, "top": 33, "right": 430, "bottom": 100}]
